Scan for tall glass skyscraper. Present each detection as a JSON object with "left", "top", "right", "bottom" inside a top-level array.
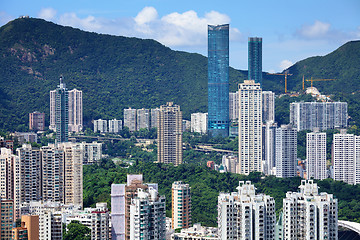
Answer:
[
  {"left": 248, "top": 37, "right": 262, "bottom": 87},
  {"left": 208, "top": 24, "right": 229, "bottom": 137},
  {"left": 54, "top": 76, "right": 69, "bottom": 142}
]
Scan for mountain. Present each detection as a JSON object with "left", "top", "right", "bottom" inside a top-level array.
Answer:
[
  {"left": 0, "top": 17, "right": 247, "bottom": 131},
  {"left": 0, "top": 17, "right": 359, "bottom": 132}
]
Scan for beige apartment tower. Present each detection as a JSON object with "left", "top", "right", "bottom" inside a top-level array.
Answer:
[
  {"left": 157, "top": 102, "right": 183, "bottom": 166},
  {"left": 172, "top": 181, "right": 191, "bottom": 229},
  {"left": 238, "top": 80, "right": 262, "bottom": 174}
]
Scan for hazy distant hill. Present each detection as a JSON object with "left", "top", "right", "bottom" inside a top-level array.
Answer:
[{"left": 0, "top": 18, "right": 359, "bottom": 131}]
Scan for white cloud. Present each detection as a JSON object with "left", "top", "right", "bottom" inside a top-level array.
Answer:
[
  {"left": 38, "top": 8, "right": 57, "bottom": 21},
  {"left": 279, "top": 60, "right": 293, "bottom": 71},
  {"left": 59, "top": 13, "right": 103, "bottom": 32},
  {"left": 298, "top": 20, "right": 330, "bottom": 38},
  {"left": 0, "top": 11, "right": 13, "bottom": 26},
  {"left": 134, "top": 6, "right": 158, "bottom": 25}
]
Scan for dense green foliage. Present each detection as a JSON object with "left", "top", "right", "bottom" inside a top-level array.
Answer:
[
  {"left": 63, "top": 221, "right": 91, "bottom": 240},
  {"left": 83, "top": 160, "right": 360, "bottom": 226}
]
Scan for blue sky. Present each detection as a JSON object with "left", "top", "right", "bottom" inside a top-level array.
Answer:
[{"left": 1, "top": 0, "right": 359, "bottom": 72}]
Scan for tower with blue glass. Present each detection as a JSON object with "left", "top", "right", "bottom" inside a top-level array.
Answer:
[
  {"left": 55, "top": 76, "right": 69, "bottom": 142},
  {"left": 248, "top": 37, "right": 262, "bottom": 87},
  {"left": 208, "top": 24, "right": 230, "bottom": 137}
]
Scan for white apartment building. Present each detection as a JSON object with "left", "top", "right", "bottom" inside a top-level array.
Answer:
[
  {"left": 218, "top": 181, "right": 276, "bottom": 240},
  {"left": 129, "top": 187, "right": 166, "bottom": 240},
  {"left": 307, "top": 130, "right": 327, "bottom": 180},
  {"left": 282, "top": 180, "right": 338, "bottom": 240},
  {"left": 94, "top": 119, "right": 108, "bottom": 133},
  {"left": 171, "top": 223, "right": 218, "bottom": 240},
  {"left": 262, "top": 91, "right": 275, "bottom": 123},
  {"left": 229, "top": 91, "right": 239, "bottom": 121},
  {"left": 172, "top": 181, "right": 191, "bottom": 229},
  {"left": 238, "top": 80, "right": 262, "bottom": 175},
  {"left": 58, "top": 142, "right": 83, "bottom": 208},
  {"left": 275, "top": 125, "right": 297, "bottom": 178},
  {"left": 221, "top": 155, "right": 238, "bottom": 174},
  {"left": 262, "top": 121, "right": 277, "bottom": 176},
  {"left": 0, "top": 148, "right": 15, "bottom": 200},
  {"left": 151, "top": 108, "right": 160, "bottom": 129},
  {"left": 68, "top": 88, "right": 83, "bottom": 132},
  {"left": 64, "top": 202, "right": 110, "bottom": 240},
  {"left": 136, "top": 108, "right": 150, "bottom": 130},
  {"left": 124, "top": 108, "right": 137, "bottom": 132},
  {"left": 81, "top": 141, "right": 102, "bottom": 165},
  {"left": 333, "top": 131, "right": 360, "bottom": 185},
  {"left": 290, "top": 101, "right": 348, "bottom": 131},
  {"left": 191, "top": 113, "right": 208, "bottom": 134},
  {"left": 109, "top": 119, "right": 123, "bottom": 133}
]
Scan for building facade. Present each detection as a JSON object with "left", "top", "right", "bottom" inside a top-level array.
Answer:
[
  {"left": 136, "top": 108, "right": 150, "bottom": 130},
  {"left": 94, "top": 119, "right": 108, "bottom": 133},
  {"left": 262, "top": 121, "right": 277, "bottom": 175},
  {"left": 124, "top": 108, "right": 137, "bottom": 132},
  {"left": 157, "top": 102, "right": 182, "bottom": 166},
  {"left": 172, "top": 181, "right": 191, "bottom": 229},
  {"left": 218, "top": 181, "right": 275, "bottom": 240},
  {"left": 229, "top": 91, "right": 239, "bottom": 121},
  {"left": 282, "top": 180, "right": 338, "bottom": 240},
  {"left": 333, "top": 131, "right": 360, "bottom": 185},
  {"left": 262, "top": 91, "right": 275, "bottom": 123},
  {"left": 0, "top": 148, "right": 15, "bottom": 201},
  {"left": 68, "top": 89, "right": 83, "bottom": 133},
  {"left": 80, "top": 141, "right": 102, "bottom": 165},
  {"left": 290, "top": 101, "right": 348, "bottom": 131},
  {"left": 238, "top": 80, "right": 262, "bottom": 174},
  {"left": 108, "top": 119, "right": 122, "bottom": 133},
  {"left": 150, "top": 108, "right": 160, "bottom": 129},
  {"left": 29, "top": 112, "right": 45, "bottom": 131},
  {"left": 275, "top": 125, "right": 297, "bottom": 178},
  {"left": 208, "top": 24, "right": 230, "bottom": 137},
  {"left": 191, "top": 113, "right": 208, "bottom": 134},
  {"left": 248, "top": 37, "right": 262, "bottom": 87},
  {"left": 307, "top": 131, "right": 327, "bottom": 180},
  {"left": 1, "top": 199, "right": 14, "bottom": 240}
]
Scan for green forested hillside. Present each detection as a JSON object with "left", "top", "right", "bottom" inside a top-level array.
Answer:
[
  {"left": 0, "top": 17, "right": 359, "bottom": 132},
  {"left": 0, "top": 17, "right": 247, "bottom": 131}
]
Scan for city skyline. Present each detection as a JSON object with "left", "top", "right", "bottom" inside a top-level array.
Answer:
[{"left": 1, "top": 1, "right": 359, "bottom": 72}]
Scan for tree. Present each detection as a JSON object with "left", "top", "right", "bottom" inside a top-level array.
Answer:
[{"left": 63, "top": 221, "right": 91, "bottom": 240}]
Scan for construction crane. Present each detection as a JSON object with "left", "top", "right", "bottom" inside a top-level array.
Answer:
[
  {"left": 305, "top": 77, "right": 336, "bottom": 88},
  {"left": 267, "top": 72, "right": 293, "bottom": 93}
]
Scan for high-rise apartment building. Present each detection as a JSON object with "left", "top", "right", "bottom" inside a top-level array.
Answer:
[
  {"left": 333, "top": 131, "right": 360, "bottom": 185},
  {"left": 157, "top": 102, "right": 182, "bottom": 166},
  {"left": 111, "top": 175, "right": 164, "bottom": 240},
  {"left": 124, "top": 108, "right": 137, "bottom": 132},
  {"left": 129, "top": 188, "right": 166, "bottom": 239},
  {"left": 0, "top": 199, "right": 14, "bottom": 240},
  {"left": 19, "top": 215, "right": 39, "bottom": 240},
  {"left": 262, "top": 91, "right": 275, "bottom": 123},
  {"left": 307, "top": 130, "right": 327, "bottom": 180},
  {"left": 238, "top": 80, "right": 262, "bottom": 175},
  {"left": 262, "top": 121, "right": 277, "bottom": 175},
  {"left": 290, "top": 101, "right": 348, "bottom": 131},
  {"left": 275, "top": 125, "right": 297, "bottom": 178},
  {"left": 208, "top": 24, "right": 230, "bottom": 137},
  {"left": 248, "top": 37, "right": 262, "bottom": 86},
  {"left": 172, "top": 181, "right": 191, "bottom": 229},
  {"left": 191, "top": 113, "right": 208, "bottom": 134},
  {"left": 229, "top": 91, "right": 239, "bottom": 121},
  {"left": 218, "top": 181, "right": 275, "bottom": 240},
  {"left": 80, "top": 141, "right": 102, "bottom": 165},
  {"left": 136, "top": 108, "right": 150, "bottom": 130},
  {"left": 221, "top": 154, "right": 238, "bottom": 174},
  {"left": 50, "top": 77, "right": 69, "bottom": 142},
  {"left": 14, "top": 144, "right": 41, "bottom": 218},
  {"left": 0, "top": 148, "right": 15, "bottom": 200},
  {"left": 41, "top": 144, "right": 64, "bottom": 203},
  {"left": 68, "top": 89, "right": 83, "bottom": 132},
  {"left": 150, "top": 108, "right": 160, "bottom": 129},
  {"left": 58, "top": 142, "right": 83, "bottom": 207},
  {"left": 29, "top": 112, "right": 45, "bottom": 131},
  {"left": 282, "top": 180, "right": 338, "bottom": 240},
  {"left": 94, "top": 119, "right": 108, "bottom": 133},
  {"left": 108, "top": 119, "right": 122, "bottom": 133}
]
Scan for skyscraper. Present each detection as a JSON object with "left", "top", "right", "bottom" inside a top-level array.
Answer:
[
  {"left": 275, "top": 124, "right": 297, "bottom": 178},
  {"left": 190, "top": 112, "right": 208, "bottom": 134},
  {"left": 307, "top": 130, "right": 327, "bottom": 180},
  {"left": 282, "top": 180, "right": 338, "bottom": 240},
  {"left": 229, "top": 91, "right": 239, "bottom": 121},
  {"left": 68, "top": 89, "right": 83, "bottom": 133},
  {"left": 157, "top": 102, "right": 182, "bottom": 166},
  {"left": 52, "top": 77, "right": 68, "bottom": 142},
  {"left": 172, "top": 181, "right": 191, "bottom": 229},
  {"left": 238, "top": 80, "right": 262, "bottom": 175},
  {"left": 136, "top": 108, "right": 150, "bottom": 130},
  {"left": 123, "top": 108, "right": 137, "bottom": 132},
  {"left": 208, "top": 24, "right": 229, "bottom": 137},
  {"left": 263, "top": 121, "right": 277, "bottom": 175},
  {"left": 29, "top": 111, "right": 45, "bottom": 131},
  {"left": 248, "top": 37, "right": 262, "bottom": 86},
  {"left": 218, "top": 181, "right": 275, "bottom": 240},
  {"left": 262, "top": 91, "right": 275, "bottom": 123}
]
